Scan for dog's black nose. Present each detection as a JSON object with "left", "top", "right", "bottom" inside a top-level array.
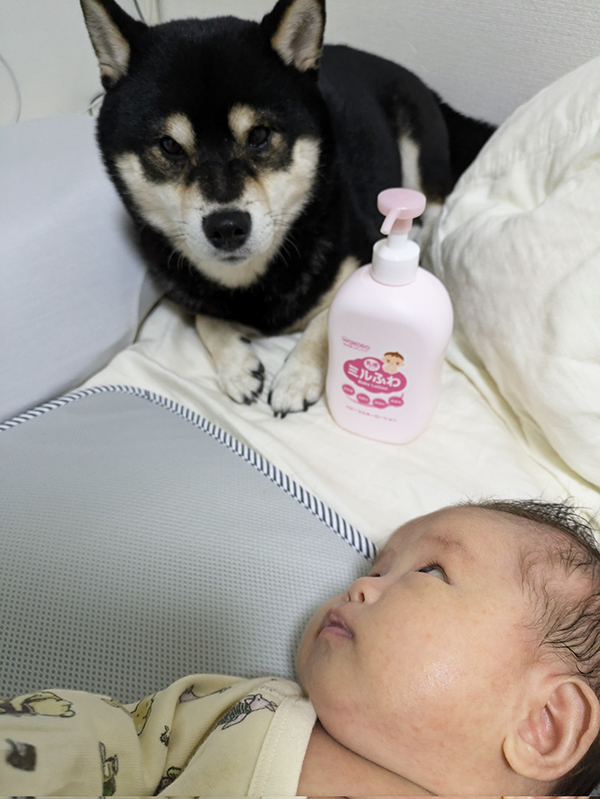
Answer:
[{"left": 203, "top": 210, "right": 251, "bottom": 252}]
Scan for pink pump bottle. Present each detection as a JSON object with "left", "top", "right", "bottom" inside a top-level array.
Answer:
[{"left": 326, "top": 188, "right": 453, "bottom": 444}]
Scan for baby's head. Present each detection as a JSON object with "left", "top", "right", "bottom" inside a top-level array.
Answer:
[
  {"left": 383, "top": 351, "right": 404, "bottom": 372},
  {"left": 297, "top": 500, "right": 600, "bottom": 795}
]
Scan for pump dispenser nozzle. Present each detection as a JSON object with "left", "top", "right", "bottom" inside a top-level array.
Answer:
[{"left": 371, "top": 188, "right": 426, "bottom": 286}]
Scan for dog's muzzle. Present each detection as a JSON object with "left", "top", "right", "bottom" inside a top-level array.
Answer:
[{"left": 203, "top": 210, "right": 252, "bottom": 253}]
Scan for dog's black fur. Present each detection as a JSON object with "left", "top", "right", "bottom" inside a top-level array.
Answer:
[{"left": 81, "top": 0, "right": 494, "bottom": 414}]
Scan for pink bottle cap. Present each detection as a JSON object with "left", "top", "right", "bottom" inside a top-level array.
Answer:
[{"left": 378, "top": 188, "right": 426, "bottom": 235}]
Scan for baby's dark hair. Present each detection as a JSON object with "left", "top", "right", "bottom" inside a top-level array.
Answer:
[{"left": 468, "top": 499, "right": 600, "bottom": 795}]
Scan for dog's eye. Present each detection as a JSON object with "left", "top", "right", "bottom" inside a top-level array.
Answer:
[
  {"left": 159, "top": 136, "right": 186, "bottom": 158},
  {"left": 247, "top": 126, "right": 272, "bottom": 150}
]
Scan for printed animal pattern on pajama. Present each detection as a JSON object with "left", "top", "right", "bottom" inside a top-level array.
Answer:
[
  {"left": 1, "top": 679, "right": 288, "bottom": 796},
  {"left": 99, "top": 741, "right": 119, "bottom": 796},
  {"left": 0, "top": 692, "right": 74, "bottom": 783},
  {"left": 156, "top": 685, "right": 277, "bottom": 791},
  {"left": 216, "top": 694, "right": 278, "bottom": 729},
  {"left": 1, "top": 692, "right": 75, "bottom": 779},
  {"left": 0, "top": 691, "right": 75, "bottom": 718}
]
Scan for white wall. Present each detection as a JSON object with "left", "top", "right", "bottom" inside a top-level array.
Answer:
[
  {"left": 1, "top": 0, "right": 599, "bottom": 126},
  {"left": 0, "top": 0, "right": 158, "bottom": 124},
  {"left": 160, "top": 0, "right": 600, "bottom": 125}
]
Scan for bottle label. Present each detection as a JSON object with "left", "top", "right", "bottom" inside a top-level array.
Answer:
[{"left": 342, "top": 353, "right": 406, "bottom": 410}]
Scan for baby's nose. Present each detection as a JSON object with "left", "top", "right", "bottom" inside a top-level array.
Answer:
[{"left": 348, "top": 574, "right": 382, "bottom": 604}]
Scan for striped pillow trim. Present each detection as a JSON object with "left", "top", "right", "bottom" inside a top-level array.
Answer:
[{"left": 0, "top": 384, "right": 376, "bottom": 561}]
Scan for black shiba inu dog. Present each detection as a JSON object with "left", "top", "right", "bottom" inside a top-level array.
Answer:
[{"left": 80, "top": 0, "right": 494, "bottom": 416}]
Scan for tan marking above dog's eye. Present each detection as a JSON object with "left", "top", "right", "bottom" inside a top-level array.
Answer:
[
  {"left": 158, "top": 112, "right": 197, "bottom": 160},
  {"left": 229, "top": 104, "right": 259, "bottom": 142}
]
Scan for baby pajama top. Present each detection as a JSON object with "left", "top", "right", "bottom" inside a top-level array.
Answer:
[{"left": 0, "top": 674, "right": 316, "bottom": 795}]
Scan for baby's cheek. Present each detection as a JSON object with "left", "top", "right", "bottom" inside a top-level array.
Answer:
[
  {"left": 295, "top": 628, "right": 313, "bottom": 687},
  {"left": 296, "top": 595, "right": 345, "bottom": 685}
]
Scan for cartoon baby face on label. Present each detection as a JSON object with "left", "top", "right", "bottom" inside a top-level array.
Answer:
[{"left": 382, "top": 351, "right": 404, "bottom": 374}]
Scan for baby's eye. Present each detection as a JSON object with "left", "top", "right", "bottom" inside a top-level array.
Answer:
[{"left": 417, "top": 563, "right": 447, "bottom": 582}]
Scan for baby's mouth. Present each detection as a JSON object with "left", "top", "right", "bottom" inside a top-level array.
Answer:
[{"left": 319, "top": 608, "right": 353, "bottom": 638}]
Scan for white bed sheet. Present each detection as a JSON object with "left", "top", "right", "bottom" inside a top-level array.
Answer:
[{"left": 79, "top": 300, "right": 597, "bottom": 548}]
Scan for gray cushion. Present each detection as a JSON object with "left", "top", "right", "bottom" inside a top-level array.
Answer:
[
  {"left": 0, "top": 115, "right": 162, "bottom": 423},
  {"left": 0, "top": 387, "right": 373, "bottom": 702}
]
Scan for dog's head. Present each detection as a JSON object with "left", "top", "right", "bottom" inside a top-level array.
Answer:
[{"left": 81, "top": 0, "right": 328, "bottom": 288}]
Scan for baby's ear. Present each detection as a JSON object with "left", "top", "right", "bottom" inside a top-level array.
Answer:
[{"left": 504, "top": 672, "right": 600, "bottom": 783}]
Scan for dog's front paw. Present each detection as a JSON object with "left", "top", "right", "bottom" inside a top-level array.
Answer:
[
  {"left": 195, "top": 316, "right": 265, "bottom": 405},
  {"left": 268, "top": 358, "right": 325, "bottom": 418},
  {"left": 216, "top": 344, "right": 265, "bottom": 405}
]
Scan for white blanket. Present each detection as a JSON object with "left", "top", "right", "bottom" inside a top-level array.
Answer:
[
  {"left": 431, "top": 54, "right": 600, "bottom": 494},
  {"left": 80, "top": 299, "right": 593, "bottom": 548}
]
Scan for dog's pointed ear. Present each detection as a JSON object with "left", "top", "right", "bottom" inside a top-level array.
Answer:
[
  {"left": 80, "top": 0, "right": 146, "bottom": 89},
  {"left": 261, "top": 0, "right": 325, "bottom": 73}
]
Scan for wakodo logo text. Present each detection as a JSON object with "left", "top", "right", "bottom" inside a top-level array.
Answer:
[
  {"left": 342, "top": 337, "right": 370, "bottom": 352},
  {"left": 343, "top": 357, "right": 407, "bottom": 394}
]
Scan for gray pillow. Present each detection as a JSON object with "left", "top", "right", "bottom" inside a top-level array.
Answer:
[
  {"left": 0, "top": 386, "right": 373, "bottom": 702},
  {"left": 0, "top": 115, "right": 162, "bottom": 423}
]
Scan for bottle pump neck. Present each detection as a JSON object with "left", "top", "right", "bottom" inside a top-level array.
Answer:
[{"left": 371, "top": 188, "right": 426, "bottom": 286}]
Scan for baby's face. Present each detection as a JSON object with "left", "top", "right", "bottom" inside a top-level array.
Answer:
[
  {"left": 297, "top": 506, "right": 540, "bottom": 793},
  {"left": 384, "top": 354, "right": 403, "bottom": 367}
]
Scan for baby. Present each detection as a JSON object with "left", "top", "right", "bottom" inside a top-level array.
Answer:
[
  {"left": 382, "top": 351, "right": 405, "bottom": 374},
  {"left": 2, "top": 500, "right": 599, "bottom": 796}
]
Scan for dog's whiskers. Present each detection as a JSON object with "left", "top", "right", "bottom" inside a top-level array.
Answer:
[
  {"left": 277, "top": 233, "right": 301, "bottom": 264},
  {"left": 267, "top": 211, "right": 298, "bottom": 226}
]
